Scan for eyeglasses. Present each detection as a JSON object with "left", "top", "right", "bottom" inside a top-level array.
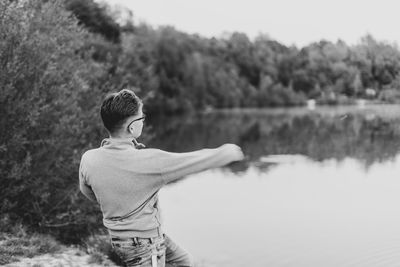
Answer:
[{"left": 127, "top": 114, "right": 146, "bottom": 129}]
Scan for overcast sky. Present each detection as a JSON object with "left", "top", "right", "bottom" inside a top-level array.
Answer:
[{"left": 103, "top": 0, "right": 400, "bottom": 47}]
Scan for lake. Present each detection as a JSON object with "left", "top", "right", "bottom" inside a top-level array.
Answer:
[{"left": 147, "top": 105, "right": 400, "bottom": 267}]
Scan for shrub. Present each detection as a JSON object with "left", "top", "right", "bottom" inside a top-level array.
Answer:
[{"left": 0, "top": 0, "right": 106, "bottom": 241}]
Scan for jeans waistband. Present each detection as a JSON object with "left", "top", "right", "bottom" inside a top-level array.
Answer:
[
  {"left": 111, "top": 233, "right": 165, "bottom": 245},
  {"left": 107, "top": 226, "right": 164, "bottom": 240}
]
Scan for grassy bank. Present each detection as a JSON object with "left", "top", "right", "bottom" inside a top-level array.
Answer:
[
  {"left": 0, "top": 228, "right": 62, "bottom": 265},
  {"left": 0, "top": 222, "right": 121, "bottom": 266}
]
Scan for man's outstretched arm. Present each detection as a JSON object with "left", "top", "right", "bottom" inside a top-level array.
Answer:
[{"left": 154, "top": 144, "right": 244, "bottom": 184}]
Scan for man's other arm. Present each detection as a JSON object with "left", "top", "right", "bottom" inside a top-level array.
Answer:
[{"left": 79, "top": 158, "right": 97, "bottom": 202}]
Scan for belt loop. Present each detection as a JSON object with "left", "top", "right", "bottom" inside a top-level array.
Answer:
[
  {"left": 133, "top": 237, "right": 138, "bottom": 245},
  {"left": 151, "top": 254, "right": 157, "bottom": 267}
]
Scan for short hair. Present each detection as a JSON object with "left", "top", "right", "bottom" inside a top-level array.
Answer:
[{"left": 100, "top": 89, "right": 142, "bottom": 134}]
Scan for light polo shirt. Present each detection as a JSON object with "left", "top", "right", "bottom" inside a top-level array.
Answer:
[{"left": 79, "top": 138, "right": 240, "bottom": 238}]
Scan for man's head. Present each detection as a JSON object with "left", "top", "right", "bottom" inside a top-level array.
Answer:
[{"left": 100, "top": 89, "right": 144, "bottom": 138}]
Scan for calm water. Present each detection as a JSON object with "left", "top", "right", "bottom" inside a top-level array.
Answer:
[{"left": 147, "top": 105, "right": 400, "bottom": 267}]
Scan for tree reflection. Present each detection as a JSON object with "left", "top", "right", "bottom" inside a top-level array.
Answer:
[{"left": 148, "top": 107, "right": 400, "bottom": 174}]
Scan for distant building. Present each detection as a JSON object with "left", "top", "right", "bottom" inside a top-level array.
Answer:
[
  {"left": 307, "top": 99, "right": 316, "bottom": 110},
  {"left": 365, "top": 88, "right": 376, "bottom": 98}
]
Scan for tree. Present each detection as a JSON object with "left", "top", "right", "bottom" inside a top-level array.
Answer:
[
  {"left": 0, "top": 0, "right": 106, "bottom": 240},
  {"left": 65, "top": 0, "right": 121, "bottom": 43}
]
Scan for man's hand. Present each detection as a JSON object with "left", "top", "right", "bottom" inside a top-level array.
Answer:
[{"left": 221, "top": 143, "right": 245, "bottom": 162}]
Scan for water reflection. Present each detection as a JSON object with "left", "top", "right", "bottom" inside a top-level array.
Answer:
[
  {"left": 148, "top": 105, "right": 400, "bottom": 171},
  {"left": 148, "top": 105, "right": 400, "bottom": 266},
  {"left": 159, "top": 156, "right": 400, "bottom": 267}
]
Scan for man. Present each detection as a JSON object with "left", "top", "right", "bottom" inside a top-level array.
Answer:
[{"left": 79, "top": 89, "right": 244, "bottom": 267}]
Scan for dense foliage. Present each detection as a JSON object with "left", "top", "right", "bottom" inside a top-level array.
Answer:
[
  {"left": 2, "top": 0, "right": 400, "bottom": 243},
  {"left": 0, "top": 0, "right": 107, "bottom": 241}
]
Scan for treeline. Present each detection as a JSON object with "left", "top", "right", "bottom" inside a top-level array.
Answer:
[
  {"left": 66, "top": 0, "right": 400, "bottom": 112},
  {"left": 2, "top": 0, "right": 400, "bottom": 242},
  {"left": 53, "top": 0, "right": 400, "bottom": 113}
]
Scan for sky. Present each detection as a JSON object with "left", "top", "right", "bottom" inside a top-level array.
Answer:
[{"left": 102, "top": 0, "right": 400, "bottom": 47}]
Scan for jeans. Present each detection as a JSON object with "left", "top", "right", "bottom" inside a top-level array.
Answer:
[{"left": 110, "top": 234, "right": 194, "bottom": 267}]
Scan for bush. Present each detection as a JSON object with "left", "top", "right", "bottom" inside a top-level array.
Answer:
[
  {"left": 0, "top": 0, "right": 106, "bottom": 241},
  {"left": 378, "top": 89, "right": 400, "bottom": 103}
]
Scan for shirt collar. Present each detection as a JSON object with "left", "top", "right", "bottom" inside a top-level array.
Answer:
[{"left": 100, "top": 138, "right": 136, "bottom": 148}]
